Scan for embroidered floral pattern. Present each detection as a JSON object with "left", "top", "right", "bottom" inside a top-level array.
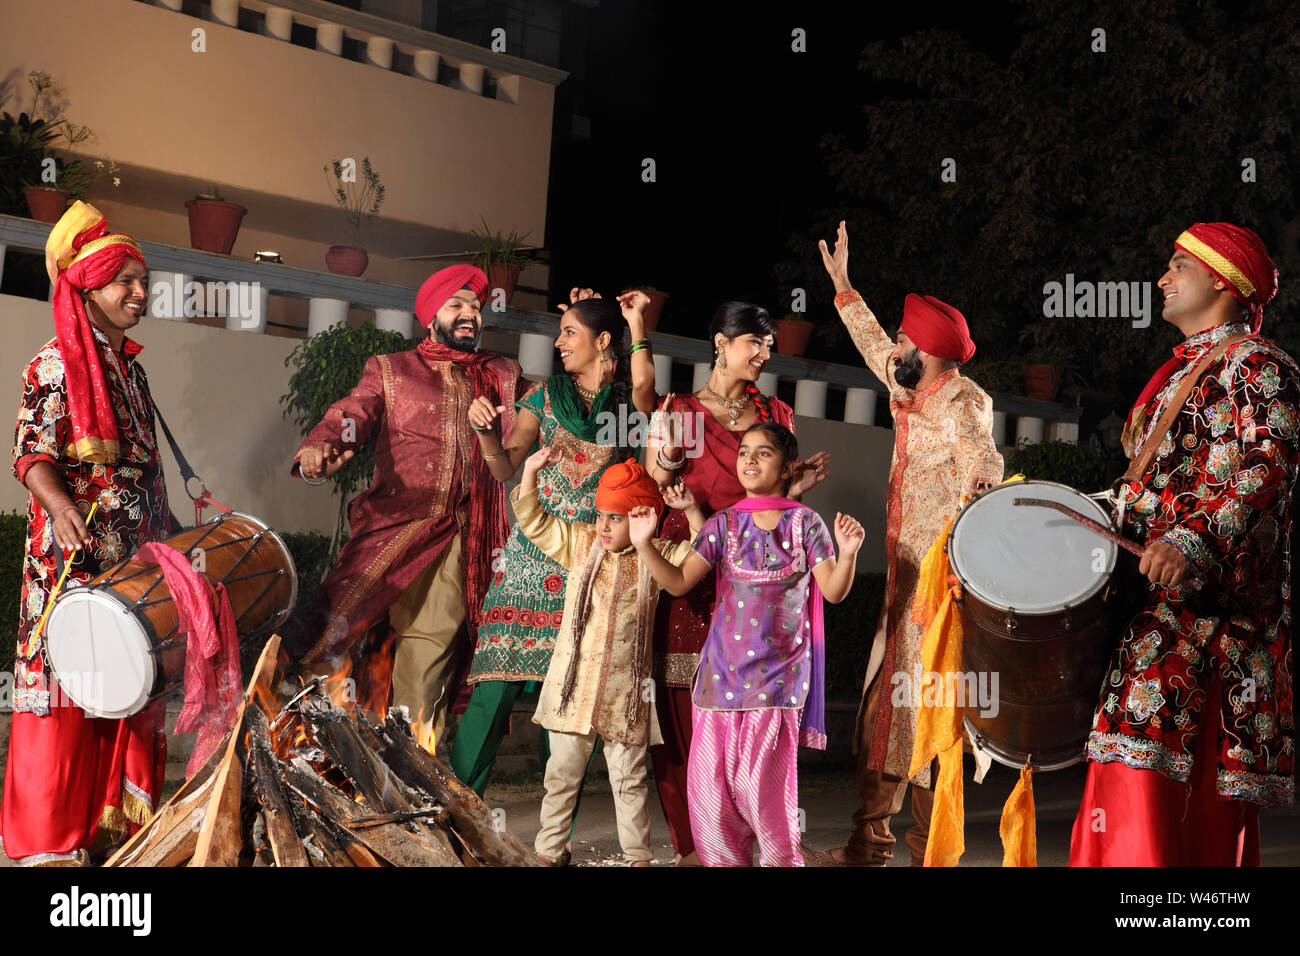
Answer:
[{"left": 1095, "top": 326, "right": 1297, "bottom": 807}]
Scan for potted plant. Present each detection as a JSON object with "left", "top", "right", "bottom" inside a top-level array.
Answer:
[
  {"left": 1018, "top": 322, "right": 1086, "bottom": 402},
  {"left": 620, "top": 284, "right": 669, "bottom": 332},
  {"left": 470, "top": 218, "right": 535, "bottom": 306},
  {"left": 2, "top": 72, "right": 119, "bottom": 221},
  {"left": 775, "top": 311, "right": 817, "bottom": 356},
  {"left": 323, "top": 157, "right": 385, "bottom": 277},
  {"left": 185, "top": 185, "right": 247, "bottom": 255}
]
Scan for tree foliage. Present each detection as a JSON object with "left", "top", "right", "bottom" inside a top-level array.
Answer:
[{"left": 779, "top": 0, "right": 1300, "bottom": 400}]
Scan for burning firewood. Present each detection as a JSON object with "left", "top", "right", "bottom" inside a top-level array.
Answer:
[{"left": 107, "top": 635, "right": 544, "bottom": 867}]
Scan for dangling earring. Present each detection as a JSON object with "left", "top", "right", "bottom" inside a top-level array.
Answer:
[
  {"left": 599, "top": 346, "right": 609, "bottom": 365},
  {"left": 715, "top": 345, "right": 727, "bottom": 370}
]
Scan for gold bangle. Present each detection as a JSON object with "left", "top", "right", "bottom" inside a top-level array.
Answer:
[{"left": 481, "top": 448, "right": 506, "bottom": 460}]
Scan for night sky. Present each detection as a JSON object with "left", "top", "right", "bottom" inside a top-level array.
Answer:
[{"left": 545, "top": 1, "right": 1000, "bottom": 344}]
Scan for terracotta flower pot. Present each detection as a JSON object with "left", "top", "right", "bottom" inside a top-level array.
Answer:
[
  {"left": 23, "top": 186, "right": 70, "bottom": 223},
  {"left": 185, "top": 198, "right": 247, "bottom": 254},
  {"left": 624, "top": 289, "right": 668, "bottom": 333},
  {"left": 486, "top": 262, "right": 520, "bottom": 306},
  {"left": 775, "top": 318, "right": 816, "bottom": 356},
  {"left": 325, "top": 245, "right": 369, "bottom": 277},
  {"left": 1023, "top": 363, "right": 1062, "bottom": 402}
]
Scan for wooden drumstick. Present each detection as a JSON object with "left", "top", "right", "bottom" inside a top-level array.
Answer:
[
  {"left": 33, "top": 500, "right": 100, "bottom": 644},
  {"left": 1012, "top": 497, "right": 1204, "bottom": 591},
  {"left": 1011, "top": 497, "right": 1144, "bottom": 557}
]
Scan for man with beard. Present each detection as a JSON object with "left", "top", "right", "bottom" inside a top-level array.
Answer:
[
  {"left": 815, "top": 221, "right": 1004, "bottom": 866},
  {"left": 1070, "top": 223, "right": 1296, "bottom": 865},
  {"left": 281, "top": 265, "right": 523, "bottom": 742}
]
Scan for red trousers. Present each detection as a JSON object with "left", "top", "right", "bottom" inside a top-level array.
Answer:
[
  {"left": 1069, "top": 685, "right": 1260, "bottom": 867},
  {"left": 651, "top": 684, "right": 695, "bottom": 855},
  {"left": 1, "top": 702, "right": 166, "bottom": 864}
]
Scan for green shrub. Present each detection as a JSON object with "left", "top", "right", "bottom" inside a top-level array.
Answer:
[
  {"left": 1005, "top": 439, "right": 1108, "bottom": 491},
  {"left": 823, "top": 571, "right": 885, "bottom": 701}
]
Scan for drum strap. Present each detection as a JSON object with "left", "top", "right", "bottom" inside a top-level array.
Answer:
[{"left": 1121, "top": 333, "right": 1250, "bottom": 486}]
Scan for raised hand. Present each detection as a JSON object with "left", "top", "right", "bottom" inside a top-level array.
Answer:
[
  {"left": 787, "top": 451, "right": 831, "bottom": 498},
  {"left": 833, "top": 511, "right": 865, "bottom": 555},
  {"left": 468, "top": 395, "right": 506, "bottom": 432},
  {"left": 522, "top": 444, "right": 560, "bottom": 478},
  {"left": 297, "top": 442, "right": 355, "bottom": 481},
  {"left": 627, "top": 505, "right": 658, "bottom": 546},
  {"left": 556, "top": 287, "right": 601, "bottom": 313},
  {"left": 617, "top": 290, "right": 650, "bottom": 324},
  {"left": 817, "top": 220, "right": 851, "bottom": 294},
  {"left": 660, "top": 481, "right": 697, "bottom": 511}
]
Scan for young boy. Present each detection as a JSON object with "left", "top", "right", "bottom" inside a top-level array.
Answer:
[{"left": 512, "top": 446, "right": 704, "bottom": 865}]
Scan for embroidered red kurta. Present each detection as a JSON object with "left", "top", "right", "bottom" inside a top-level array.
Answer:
[
  {"left": 10, "top": 332, "right": 171, "bottom": 714},
  {"left": 1088, "top": 321, "right": 1297, "bottom": 807},
  {"left": 4, "top": 330, "right": 171, "bottom": 862},
  {"left": 296, "top": 343, "right": 523, "bottom": 663},
  {"left": 835, "top": 289, "right": 1004, "bottom": 785}
]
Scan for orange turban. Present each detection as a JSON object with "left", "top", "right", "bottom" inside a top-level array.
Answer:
[
  {"left": 1174, "top": 222, "right": 1277, "bottom": 332},
  {"left": 594, "top": 460, "right": 664, "bottom": 516}
]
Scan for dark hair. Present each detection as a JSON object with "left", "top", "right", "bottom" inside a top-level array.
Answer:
[
  {"left": 708, "top": 301, "right": 779, "bottom": 354},
  {"left": 567, "top": 298, "right": 632, "bottom": 453},
  {"left": 741, "top": 422, "right": 799, "bottom": 493},
  {"left": 710, "top": 301, "right": 780, "bottom": 421}
]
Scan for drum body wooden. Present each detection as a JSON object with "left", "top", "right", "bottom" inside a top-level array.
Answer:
[
  {"left": 44, "top": 512, "right": 297, "bottom": 719},
  {"left": 947, "top": 481, "right": 1118, "bottom": 771}
]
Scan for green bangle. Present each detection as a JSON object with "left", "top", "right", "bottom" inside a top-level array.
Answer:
[
  {"left": 629, "top": 340, "right": 651, "bottom": 355},
  {"left": 470, "top": 424, "right": 491, "bottom": 434}
]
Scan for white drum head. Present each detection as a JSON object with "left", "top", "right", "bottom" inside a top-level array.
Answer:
[
  {"left": 44, "top": 588, "right": 156, "bottom": 719},
  {"left": 948, "top": 481, "right": 1116, "bottom": 614}
]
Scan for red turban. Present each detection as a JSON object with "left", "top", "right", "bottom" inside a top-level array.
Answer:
[
  {"left": 900, "top": 294, "right": 976, "bottom": 363},
  {"left": 415, "top": 264, "right": 488, "bottom": 329},
  {"left": 1174, "top": 222, "right": 1278, "bottom": 332},
  {"left": 594, "top": 460, "right": 664, "bottom": 516},
  {"left": 45, "top": 201, "right": 147, "bottom": 464}
]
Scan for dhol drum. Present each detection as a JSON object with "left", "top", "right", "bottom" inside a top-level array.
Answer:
[
  {"left": 947, "top": 480, "right": 1121, "bottom": 771},
  {"left": 44, "top": 512, "right": 298, "bottom": 719}
]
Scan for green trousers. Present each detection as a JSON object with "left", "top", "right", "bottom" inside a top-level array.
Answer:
[{"left": 450, "top": 679, "right": 594, "bottom": 837}]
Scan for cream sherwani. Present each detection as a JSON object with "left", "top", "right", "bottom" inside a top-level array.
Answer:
[
  {"left": 835, "top": 290, "right": 1004, "bottom": 785},
  {"left": 512, "top": 487, "right": 692, "bottom": 861}
]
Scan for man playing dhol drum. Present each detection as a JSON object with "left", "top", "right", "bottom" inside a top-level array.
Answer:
[
  {"left": 815, "top": 221, "right": 1004, "bottom": 866},
  {"left": 1070, "top": 223, "right": 1297, "bottom": 865},
  {"left": 281, "top": 265, "right": 524, "bottom": 746},
  {"left": 2, "top": 202, "right": 173, "bottom": 865}
]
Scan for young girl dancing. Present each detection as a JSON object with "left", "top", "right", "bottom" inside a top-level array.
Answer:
[{"left": 630, "top": 422, "right": 863, "bottom": 866}]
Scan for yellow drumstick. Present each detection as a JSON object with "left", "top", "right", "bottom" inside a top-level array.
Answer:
[{"left": 33, "top": 500, "right": 99, "bottom": 643}]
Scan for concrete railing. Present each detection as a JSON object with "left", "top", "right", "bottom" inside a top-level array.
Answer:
[
  {"left": 142, "top": 0, "right": 567, "bottom": 93},
  {"left": 0, "top": 213, "right": 1077, "bottom": 442}
]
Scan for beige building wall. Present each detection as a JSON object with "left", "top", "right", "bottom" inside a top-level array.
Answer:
[
  {"left": 0, "top": 293, "right": 895, "bottom": 572},
  {"left": 0, "top": 0, "right": 558, "bottom": 315}
]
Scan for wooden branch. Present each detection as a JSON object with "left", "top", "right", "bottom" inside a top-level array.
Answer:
[
  {"left": 247, "top": 708, "right": 310, "bottom": 867},
  {"left": 378, "top": 714, "right": 544, "bottom": 867},
  {"left": 282, "top": 758, "right": 460, "bottom": 867},
  {"left": 190, "top": 634, "right": 281, "bottom": 867}
]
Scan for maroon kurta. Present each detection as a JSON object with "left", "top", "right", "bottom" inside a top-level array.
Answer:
[{"left": 296, "top": 342, "right": 522, "bottom": 664}]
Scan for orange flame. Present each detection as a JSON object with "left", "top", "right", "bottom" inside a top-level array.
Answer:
[
  {"left": 410, "top": 704, "right": 437, "bottom": 756},
  {"left": 319, "top": 655, "right": 355, "bottom": 710}
]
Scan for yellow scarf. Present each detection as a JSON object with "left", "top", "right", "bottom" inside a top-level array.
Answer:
[{"left": 908, "top": 476, "right": 1036, "bottom": 867}]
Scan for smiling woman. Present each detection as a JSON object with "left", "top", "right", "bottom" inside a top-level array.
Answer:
[{"left": 450, "top": 292, "right": 658, "bottom": 800}]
